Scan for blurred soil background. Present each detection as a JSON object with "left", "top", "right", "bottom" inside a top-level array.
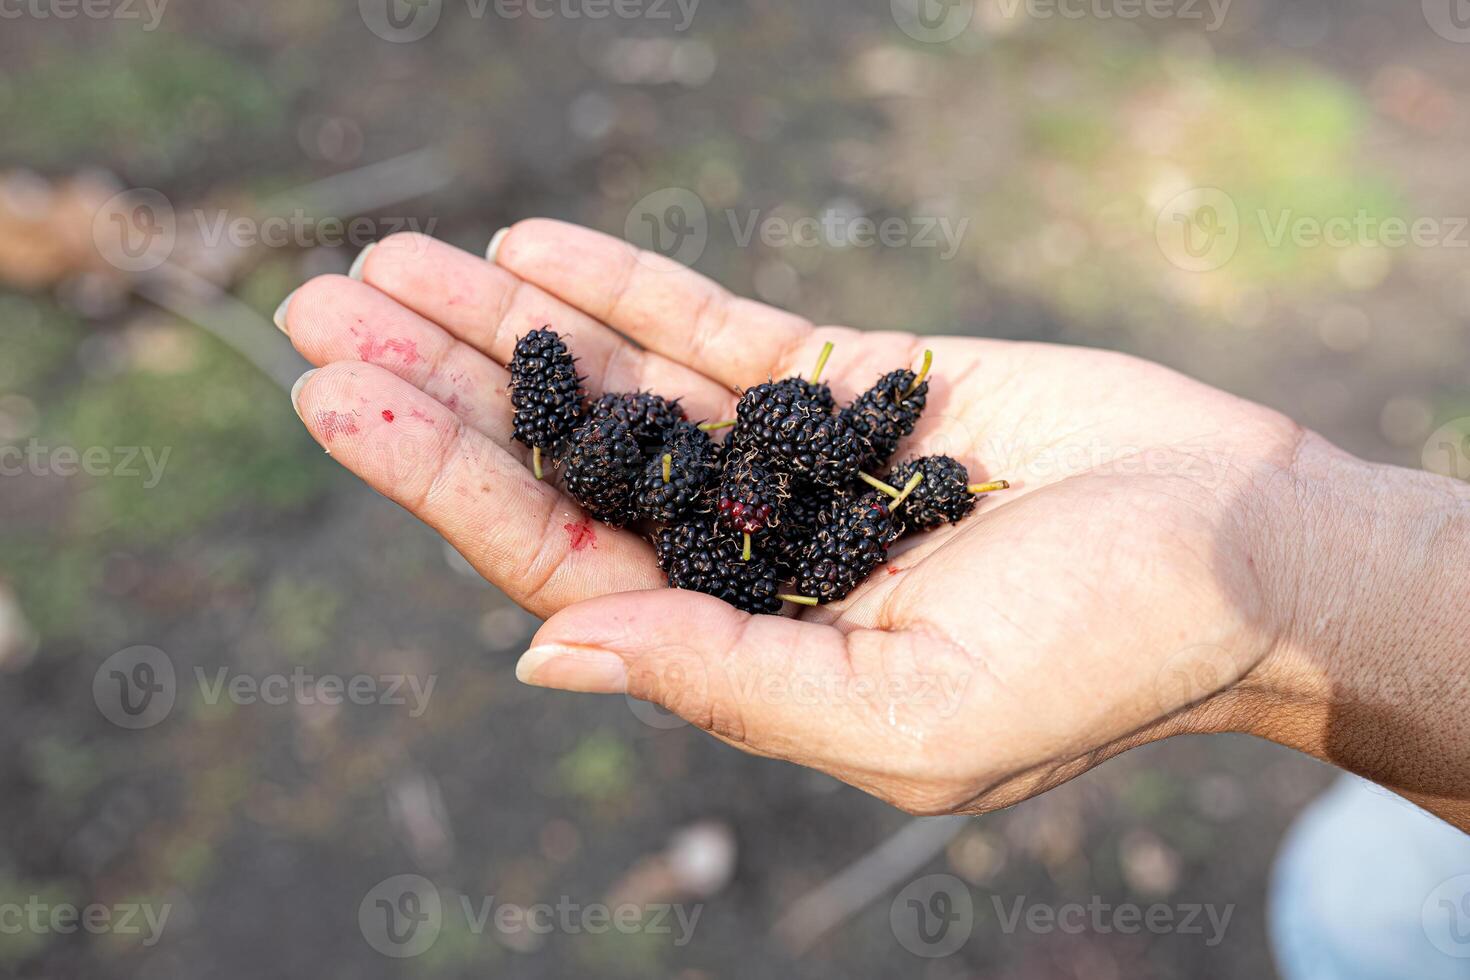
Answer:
[{"left": 1, "top": 0, "right": 1468, "bottom": 977}]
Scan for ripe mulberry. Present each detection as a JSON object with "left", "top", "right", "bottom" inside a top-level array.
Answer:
[
  {"left": 768, "top": 480, "right": 834, "bottom": 576},
  {"left": 789, "top": 491, "right": 895, "bottom": 604},
  {"left": 588, "top": 391, "right": 684, "bottom": 452},
  {"left": 885, "top": 455, "right": 1009, "bottom": 532},
  {"left": 636, "top": 421, "right": 720, "bottom": 522},
  {"left": 732, "top": 380, "right": 863, "bottom": 488},
  {"left": 509, "top": 327, "right": 586, "bottom": 474},
  {"left": 842, "top": 357, "right": 929, "bottom": 471},
  {"left": 655, "top": 516, "right": 783, "bottom": 614},
  {"left": 562, "top": 415, "right": 643, "bottom": 526}
]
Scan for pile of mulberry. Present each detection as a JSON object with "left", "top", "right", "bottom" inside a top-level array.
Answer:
[{"left": 508, "top": 329, "right": 1009, "bottom": 613}]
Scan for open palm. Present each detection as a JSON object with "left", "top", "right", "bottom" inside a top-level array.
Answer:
[{"left": 283, "top": 220, "right": 1306, "bottom": 814}]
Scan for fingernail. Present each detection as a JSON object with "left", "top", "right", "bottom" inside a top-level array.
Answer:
[
  {"left": 348, "top": 242, "right": 376, "bottom": 281},
  {"left": 516, "top": 644, "right": 627, "bottom": 694},
  {"left": 486, "top": 227, "right": 509, "bottom": 264},
  {"left": 290, "top": 369, "right": 318, "bottom": 420},
  {"left": 273, "top": 289, "right": 296, "bottom": 334}
]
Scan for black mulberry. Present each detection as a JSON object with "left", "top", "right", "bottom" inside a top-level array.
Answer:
[
  {"left": 716, "top": 451, "right": 790, "bottom": 536},
  {"left": 562, "top": 416, "right": 643, "bottom": 526},
  {"left": 655, "top": 517, "right": 783, "bottom": 614},
  {"left": 887, "top": 455, "right": 1008, "bottom": 532},
  {"left": 788, "top": 491, "right": 895, "bottom": 604},
  {"left": 636, "top": 421, "right": 720, "bottom": 522},
  {"left": 588, "top": 391, "right": 684, "bottom": 452},
  {"left": 509, "top": 327, "right": 586, "bottom": 475},
  {"left": 842, "top": 354, "right": 930, "bottom": 471},
  {"left": 732, "top": 380, "right": 863, "bottom": 488}
]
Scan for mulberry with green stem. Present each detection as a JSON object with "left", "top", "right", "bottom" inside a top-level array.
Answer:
[
  {"left": 884, "top": 455, "right": 1009, "bottom": 532},
  {"left": 780, "top": 490, "right": 896, "bottom": 606},
  {"left": 509, "top": 326, "right": 586, "bottom": 478},
  {"left": 636, "top": 421, "right": 721, "bottom": 522},
  {"left": 655, "top": 516, "right": 784, "bottom": 614},
  {"left": 842, "top": 349, "right": 932, "bottom": 470},
  {"left": 732, "top": 342, "right": 865, "bottom": 488}
]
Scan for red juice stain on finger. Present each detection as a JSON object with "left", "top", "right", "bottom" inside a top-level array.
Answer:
[
  {"left": 383, "top": 338, "right": 420, "bottom": 363},
  {"left": 315, "top": 410, "right": 361, "bottom": 441},
  {"left": 563, "top": 519, "right": 597, "bottom": 551},
  {"left": 355, "top": 335, "right": 422, "bottom": 365},
  {"left": 887, "top": 565, "right": 903, "bottom": 576},
  {"left": 381, "top": 409, "right": 395, "bottom": 422}
]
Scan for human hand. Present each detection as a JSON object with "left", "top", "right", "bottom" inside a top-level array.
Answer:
[{"left": 278, "top": 220, "right": 1470, "bottom": 824}]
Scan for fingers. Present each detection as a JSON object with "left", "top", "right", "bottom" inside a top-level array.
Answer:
[
  {"left": 357, "top": 233, "right": 737, "bottom": 422},
  {"left": 490, "top": 219, "right": 815, "bottom": 390},
  {"left": 281, "top": 275, "right": 516, "bottom": 445},
  {"left": 517, "top": 589, "right": 983, "bottom": 805},
  {"left": 293, "top": 361, "right": 664, "bottom": 616}
]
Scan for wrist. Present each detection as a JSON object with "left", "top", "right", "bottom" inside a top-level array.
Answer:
[{"left": 1243, "top": 431, "right": 1470, "bottom": 819}]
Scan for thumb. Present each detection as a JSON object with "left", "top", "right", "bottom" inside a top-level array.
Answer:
[{"left": 515, "top": 590, "right": 921, "bottom": 764}]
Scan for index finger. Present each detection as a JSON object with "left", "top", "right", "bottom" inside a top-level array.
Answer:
[{"left": 489, "top": 218, "right": 814, "bottom": 389}]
